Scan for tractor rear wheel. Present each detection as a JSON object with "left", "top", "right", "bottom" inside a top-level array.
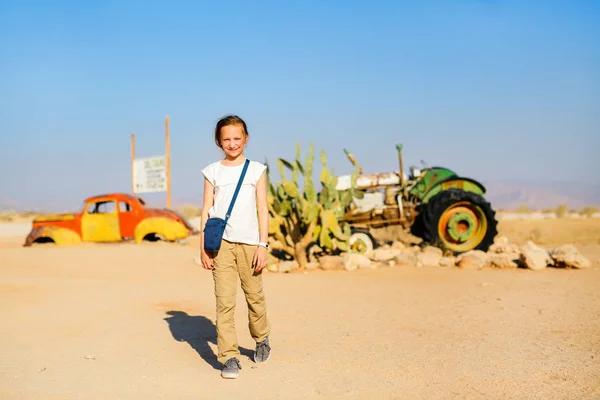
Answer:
[{"left": 419, "top": 188, "right": 497, "bottom": 254}]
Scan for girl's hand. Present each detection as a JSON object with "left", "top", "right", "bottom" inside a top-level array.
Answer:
[
  {"left": 201, "top": 249, "right": 215, "bottom": 270},
  {"left": 253, "top": 246, "right": 269, "bottom": 272}
]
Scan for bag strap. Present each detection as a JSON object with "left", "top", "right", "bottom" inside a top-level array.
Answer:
[{"left": 224, "top": 158, "right": 250, "bottom": 222}]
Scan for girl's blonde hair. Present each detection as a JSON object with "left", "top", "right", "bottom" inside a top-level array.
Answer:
[{"left": 214, "top": 115, "right": 249, "bottom": 149}]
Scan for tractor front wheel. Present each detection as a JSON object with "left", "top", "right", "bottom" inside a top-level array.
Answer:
[
  {"left": 348, "top": 229, "right": 376, "bottom": 254},
  {"left": 420, "top": 189, "right": 498, "bottom": 254}
]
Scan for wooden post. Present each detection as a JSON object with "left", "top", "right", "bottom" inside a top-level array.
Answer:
[
  {"left": 131, "top": 133, "right": 136, "bottom": 194},
  {"left": 165, "top": 116, "right": 171, "bottom": 209}
]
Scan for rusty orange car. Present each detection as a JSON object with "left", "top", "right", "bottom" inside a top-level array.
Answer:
[{"left": 24, "top": 193, "right": 199, "bottom": 246}]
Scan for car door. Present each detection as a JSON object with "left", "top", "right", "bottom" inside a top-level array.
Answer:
[
  {"left": 118, "top": 200, "right": 137, "bottom": 240},
  {"left": 81, "top": 199, "right": 121, "bottom": 242}
]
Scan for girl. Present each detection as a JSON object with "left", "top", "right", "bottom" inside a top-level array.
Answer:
[{"left": 199, "top": 115, "right": 271, "bottom": 379}]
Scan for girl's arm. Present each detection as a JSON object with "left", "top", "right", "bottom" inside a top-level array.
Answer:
[
  {"left": 255, "top": 171, "right": 269, "bottom": 243},
  {"left": 253, "top": 170, "right": 269, "bottom": 271},
  {"left": 200, "top": 177, "right": 215, "bottom": 268}
]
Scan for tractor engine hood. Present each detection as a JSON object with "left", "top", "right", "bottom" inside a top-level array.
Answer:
[{"left": 336, "top": 172, "right": 409, "bottom": 191}]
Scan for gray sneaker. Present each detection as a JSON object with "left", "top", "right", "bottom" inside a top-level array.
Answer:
[
  {"left": 221, "top": 357, "right": 241, "bottom": 379},
  {"left": 254, "top": 337, "right": 271, "bottom": 363}
]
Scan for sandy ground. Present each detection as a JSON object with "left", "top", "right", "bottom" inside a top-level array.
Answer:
[{"left": 1, "top": 220, "right": 600, "bottom": 399}]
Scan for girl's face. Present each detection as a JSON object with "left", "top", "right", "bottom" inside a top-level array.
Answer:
[{"left": 219, "top": 124, "right": 247, "bottom": 158}]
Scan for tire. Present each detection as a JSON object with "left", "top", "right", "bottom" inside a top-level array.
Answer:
[
  {"left": 419, "top": 188, "right": 498, "bottom": 254},
  {"left": 348, "top": 230, "right": 376, "bottom": 254}
]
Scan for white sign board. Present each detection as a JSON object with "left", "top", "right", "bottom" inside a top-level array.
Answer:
[{"left": 133, "top": 155, "right": 167, "bottom": 193}]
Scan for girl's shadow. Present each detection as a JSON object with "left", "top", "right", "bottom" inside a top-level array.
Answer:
[{"left": 163, "top": 310, "right": 253, "bottom": 370}]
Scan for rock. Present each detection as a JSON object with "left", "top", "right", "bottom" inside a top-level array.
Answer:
[
  {"left": 406, "top": 246, "right": 421, "bottom": 254},
  {"left": 439, "top": 256, "right": 456, "bottom": 267},
  {"left": 370, "top": 248, "right": 404, "bottom": 262},
  {"left": 344, "top": 253, "right": 374, "bottom": 271},
  {"left": 456, "top": 250, "right": 488, "bottom": 270},
  {"left": 396, "top": 229, "right": 423, "bottom": 245},
  {"left": 278, "top": 260, "right": 298, "bottom": 273},
  {"left": 318, "top": 255, "right": 345, "bottom": 271},
  {"left": 549, "top": 244, "right": 591, "bottom": 269},
  {"left": 421, "top": 246, "right": 443, "bottom": 257},
  {"left": 391, "top": 241, "right": 406, "bottom": 250},
  {"left": 417, "top": 251, "right": 442, "bottom": 268},
  {"left": 306, "top": 262, "right": 320, "bottom": 270},
  {"left": 520, "top": 241, "right": 551, "bottom": 271},
  {"left": 488, "top": 253, "right": 518, "bottom": 269},
  {"left": 394, "top": 253, "right": 418, "bottom": 267},
  {"left": 506, "top": 246, "right": 521, "bottom": 260},
  {"left": 267, "top": 263, "right": 279, "bottom": 273},
  {"left": 344, "top": 262, "right": 358, "bottom": 272},
  {"left": 494, "top": 235, "right": 509, "bottom": 246},
  {"left": 489, "top": 242, "right": 521, "bottom": 257}
]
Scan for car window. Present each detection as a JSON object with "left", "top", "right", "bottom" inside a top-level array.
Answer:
[
  {"left": 87, "top": 201, "right": 116, "bottom": 214},
  {"left": 119, "top": 201, "right": 131, "bottom": 212}
]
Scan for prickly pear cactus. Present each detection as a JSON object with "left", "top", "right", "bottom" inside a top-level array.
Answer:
[{"left": 266, "top": 142, "right": 362, "bottom": 270}]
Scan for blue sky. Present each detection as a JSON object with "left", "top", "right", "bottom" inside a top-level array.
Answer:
[{"left": 1, "top": 0, "right": 598, "bottom": 210}]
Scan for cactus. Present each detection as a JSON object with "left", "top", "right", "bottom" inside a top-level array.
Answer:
[{"left": 266, "top": 142, "right": 362, "bottom": 271}]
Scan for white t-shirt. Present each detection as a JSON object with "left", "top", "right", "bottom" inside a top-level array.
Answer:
[{"left": 201, "top": 158, "right": 267, "bottom": 246}]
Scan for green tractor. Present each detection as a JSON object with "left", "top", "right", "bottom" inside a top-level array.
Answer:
[{"left": 335, "top": 144, "right": 498, "bottom": 255}]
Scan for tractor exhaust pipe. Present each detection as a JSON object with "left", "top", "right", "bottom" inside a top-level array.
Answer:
[
  {"left": 396, "top": 143, "right": 404, "bottom": 186},
  {"left": 343, "top": 148, "right": 363, "bottom": 174}
]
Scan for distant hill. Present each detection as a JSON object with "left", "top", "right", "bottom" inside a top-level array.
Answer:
[
  {"left": 482, "top": 181, "right": 600, "bottom": 211},
  {"left": 0, "top": 199, "right": 83, "bottom": 213},
  {"left": 0, "top": 199, "right": 24, "bottom": 210},
  {"left": 2, "top": 181, "right": 599, "bottom": 213}
]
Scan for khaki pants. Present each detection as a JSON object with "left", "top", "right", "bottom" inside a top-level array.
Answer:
[{"left": 212, "top": 239, "right": 271, "bottom": 365}]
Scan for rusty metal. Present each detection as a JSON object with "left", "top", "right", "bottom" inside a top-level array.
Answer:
[
  {"left": 382, "top": 206, "right": 399, "bottom": 221},
  {"left": 384, "top": 186, "right": 398, "bottom": 205},
  {"left": 24, "top": 225, "right": 81, "bottom": 246},
  {"left": 396, "top": 143, "right": 404, "bottom": 188},
  {"left": 342, "top": 204, "right": 418, "bottom": 228},
  {"left": 354, "top": 172, "right": 401, "bottom": 189},
  {"left": 334, "top": 144, "right": 495, "bottom": 253},
  {"left": 24, "top": 227, "right": 45, "bottom": 246},
  {"left": 346, "top": 217, "right": 410, "bottom": 229},
  {"left": 24, "top": 192, "right": 198, "bottom": 247},
  {"left": 343, "top": 148, "right": 363, "bottom": 174}
]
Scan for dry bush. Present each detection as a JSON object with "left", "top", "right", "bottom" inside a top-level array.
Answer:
[
  {"left": 528, "top": 227, "right": 543, "bottom": 243},
  {"left": 0, "top": 210, "right": 17, "bottom": 222},
  {"left": 555, "top": 203, "right": 568, "bottom": 218},
  {"left": 177, "top": 204, "right": 202, "bottom": 220},
  {"left": 19, "top": 211, "right": 40, "bottom": 218},
  {"left": 579, "top": 206, "right": 598, "bottom": 218},
  {"left": 516, "top": 204, "right": 530, "bottom": 213}
]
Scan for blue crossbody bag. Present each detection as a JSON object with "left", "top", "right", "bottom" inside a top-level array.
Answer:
[{"left": 203, "top": 159, "right": 250, "bottom": 252}]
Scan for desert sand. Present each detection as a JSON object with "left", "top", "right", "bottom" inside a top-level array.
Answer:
[{"left": 1, "top": 219, "right": 599, "bottom": 399}]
